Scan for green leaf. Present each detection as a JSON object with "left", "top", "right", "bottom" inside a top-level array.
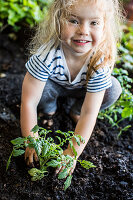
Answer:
[
  {"left": 122, "top": 125, "right": 131, "bottom": 132},
  {"left": 124, "top": 54, "right": 133, "bottom": 63},
  {"left": 69, "top": 140, "right": 77, "bottom": 158},
  {"left": 9, "top": 3, "right": 25, "bottom": 17},
  {"left": 40, "top": 166, "right": 48, "bottom": 172},
  {"left": 27, "top": 143, "right": 35, "bottom": 149},
  {"left": 117, "top": 130, "right": 122, "bottom": 139},
  {"left": 56, "top": 136, "right": 62, "bottom": 143},
  {"left": 69, "top": 140, "right": 73, "bottom": 148},
  {"left": 117, "top": 124, "right": 131, "bottom": 139},
  {"left": 113, "top": 68, "right": 120, "bottom": 74},
  {"left": 46, "top": 160, "right": 60, "bottom": 168},
  {"left": 76, "top": 135, "right": 85, "bottom": 143},
  {"left": 28, "top": 136, "right": 36, "bottom": 145},
  {"left": 72, "top": 146, "right": 77, "bottom": 158},
  {"left": 28, "top": 167, "right": 47, "bottom": 181},
  {"left": 58, "top": 168, "right": 68, "bottom": 179},
  {"left": 118, "top": 45, "right": 129, "bottom": 53},
  {"left": 55, "top": 130, "right": 63, "bottom": 134},
  {"left": 74, "top": 136, "right": 80, "bottom": 146},
  {"left": 65, "top": 155, "right": 73, "bottom": 161},
  {"left": 42, "top": 143, "right": 49, "bottom": 156},
  {"left": 6, "top": 151, "right": 13, "bottom": 171},
  {"left": 12, "top": 149, "right": 25, "bottom": 157},
  {"left": 120, "top": 101, "right": 131, "bottom": 107},
  {"left": 11, "top": 137, "right": 26, "bottom": 145},
  {"left": 68, "top": 131, "right": 74, "bottom": 136},
  {"left": 78, "top": 160, "right": 96, "bottom": 169},
  {"left": 35, "top": 145, "right": 41, "bottom": 157},
  {"left": 122, "top": 107, "right": 133, "bottom": 118},
  {"left": 31, "top": 174, "right": 44, "bottom": 181},
  {"left": 64, "top": 175, "right": 72, "bottom": 191},
  {"left": 28, "top": 168, "right": 44, "bottom": 176},
  {"left": 31, "top": 125, "right": 40, "bottom": 133},
  {"left": 8, "top": 9, "right": 16, "bottom": 26},
  {"left": 39, "top": 129, "right": 48, "bottom": 136}
]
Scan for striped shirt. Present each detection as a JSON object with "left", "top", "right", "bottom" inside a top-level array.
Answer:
[{"left": 25, "top": 45, "right": 112, "bottom": 92}]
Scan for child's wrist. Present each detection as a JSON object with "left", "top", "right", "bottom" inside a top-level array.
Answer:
[
  {"left": 63, "top": 147, "right": 81, "bottom": 160},
  {"left": 63, "top": 148, "right": 75, "bottom": 158}
]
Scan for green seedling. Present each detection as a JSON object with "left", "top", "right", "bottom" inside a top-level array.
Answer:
[
  {"left": 117, "top": 125, "right": 131, "bottom": 139},
  {"left": 98, "top": 67, "right": 133, "bottom": 138},
  {"left": 117, "top": 25, "right": 133, "bottom": 71},
  {"left": 6, "top": 125, "right": 96, "bottom": 191},
  {"left": 98, "top": 25, "right": 133, "bottom": 138}
]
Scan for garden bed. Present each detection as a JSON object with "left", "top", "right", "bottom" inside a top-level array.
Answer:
[{"left": 0, "top": 32, "right": 133, "bottom": 200}]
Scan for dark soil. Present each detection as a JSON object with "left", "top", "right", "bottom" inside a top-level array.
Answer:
[{"left": 0, "top": 32, "right": 133, "bottom": 200}]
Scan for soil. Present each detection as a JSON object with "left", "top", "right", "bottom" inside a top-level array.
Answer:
[{"left": 0, "top": 31, "right": 133, "bottom": 200}]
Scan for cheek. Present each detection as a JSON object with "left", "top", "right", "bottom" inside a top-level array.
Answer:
[
  {"left": 93, "top": 30, "right": 103, "bottom": 44},
  {"left": 60, "top": 23, "right": 75, "bottom": 40},
  {"left": 61, "top": 30, "right": 69, "bottom": 40}
]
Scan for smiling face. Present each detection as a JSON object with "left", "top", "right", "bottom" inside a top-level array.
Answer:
[{"left": 60, "top": 0, "right": 105, "bottom": 57}]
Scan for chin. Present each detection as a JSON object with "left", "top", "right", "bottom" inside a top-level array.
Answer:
[{"left": 73, "top": 48, "right": 92, "bottom": 54}]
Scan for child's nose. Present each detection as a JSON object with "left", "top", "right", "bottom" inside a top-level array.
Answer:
[{"left": 78, "top": 23, "right": 90, "bottom": 35}]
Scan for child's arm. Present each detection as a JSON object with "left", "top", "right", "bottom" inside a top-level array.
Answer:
[
  {"left": 57, "top": 90, "right": 105, "bottom": 174},
  {"left": 21, "top": 72, "right": 46, "bottom": 165}
]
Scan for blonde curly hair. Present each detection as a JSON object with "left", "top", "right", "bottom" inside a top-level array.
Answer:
[{"left": 29, "top": 0, "right": 125, "bottom": 79}]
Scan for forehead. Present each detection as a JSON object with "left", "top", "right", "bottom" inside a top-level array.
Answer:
[{"left": 68, "top": 0, "right": 105, "bottom": 19}]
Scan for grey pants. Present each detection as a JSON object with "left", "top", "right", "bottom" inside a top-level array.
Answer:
[{"left": 38, "top": 77, "right": 122, "bottom": 115}]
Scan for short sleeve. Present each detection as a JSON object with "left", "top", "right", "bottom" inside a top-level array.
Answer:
[
  {"left": 87, "top": 66, "right": 112, "bottom": 93},
  {"left": 25, "top": 54, "right": 50, "bottom": 81}
]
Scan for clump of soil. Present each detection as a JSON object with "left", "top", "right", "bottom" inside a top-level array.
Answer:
[{"left": 0, "top": 32, "right": 133, "bottom": 200}]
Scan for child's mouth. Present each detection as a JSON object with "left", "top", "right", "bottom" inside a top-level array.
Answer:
[{"left": 73, "top": 40, "right": 91, "bottom": 46}]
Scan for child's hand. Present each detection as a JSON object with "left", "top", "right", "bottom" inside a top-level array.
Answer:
[
  {"left": 55, "top": 160, "right": 77, "bottom": 175},
  {"left": 25, "top": 147, "right": 39, "bottom": 167},
  {"left": 56, "top": 159, "right": 77, "bottom": 176},
  {"left": 55, "top": 148, "right": 77, "bottom": 176}
]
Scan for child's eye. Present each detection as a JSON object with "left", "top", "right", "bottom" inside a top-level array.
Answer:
[
  {"left": 69, "top": 19, "right": 79, "bottom": 25},
  {"left": 90, "top": 21, "right": 99, "bottom": 26}
]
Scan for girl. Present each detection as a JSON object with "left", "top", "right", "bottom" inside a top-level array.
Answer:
[{"left": 21, "top": 0, "right": 124, "bottom": 173}]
